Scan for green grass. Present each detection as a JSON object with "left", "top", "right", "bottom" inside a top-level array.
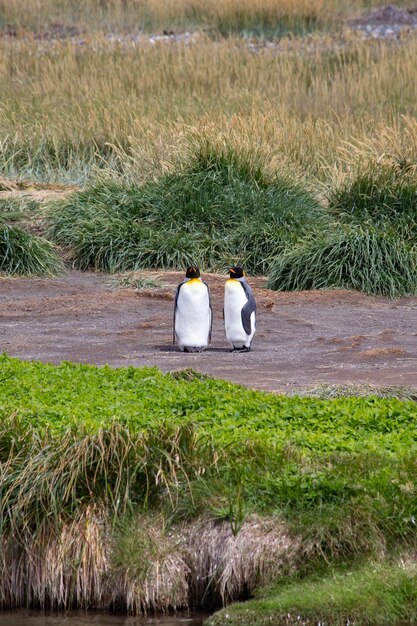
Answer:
[
  {"left": 267, "top": 228, "right": 417, "bottom": 297},
  {"left": 2, "top": 355, "right": 417, "bottom": 546},
  {"left": 207, "top": 562, "right": 417, "bottom": 625},
  {"left": 215, "top": 16, "right": 322, "bottom": 39},
  {"left": 5, "top": 355, "right": 417, "bottom": 451},
  {"left": 329, "top": 165, "right": 417, "bottom": 242},
  {"left": 3, "top": 356, "right": 417, "bottom": 615},
  {"left": 0, "top": 196, "right": 39, "bottom": 224},
  {"left": 0, "top": 197, "right": 63, "bottom": 276},
  {"left": 268, "top": 161, "right": 417, "bottom": 298},
  {"left": 0, "top": 224, "right": 64, "bottom": 276},
  {"left": 47, "top": 145, "right": 325, "bottom": 274},
  {"left": 45, "top": 144, "right": 417, "bottom": 296}
]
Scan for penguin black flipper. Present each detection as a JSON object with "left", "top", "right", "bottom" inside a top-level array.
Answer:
[
  {"left": 173, "top": 281, "right": 185, "bottom": 344},
  {"left": 240, "top": 280, "right": 256, "bottom": 336},
  {"left": 202, "top": 281, "right": 213, "bottom": 343}
]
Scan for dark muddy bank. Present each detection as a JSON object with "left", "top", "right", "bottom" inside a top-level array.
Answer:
[{"left": 0, "top": 613, "right": 206, "bottom": 626}]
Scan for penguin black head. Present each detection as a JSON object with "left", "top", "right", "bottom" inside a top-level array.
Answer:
[
  {"left": 229, "top": 266, "right": 244, "bottom": 279},
  {"left": 185, "top": 266, "right": 201, "bottom": 279}
]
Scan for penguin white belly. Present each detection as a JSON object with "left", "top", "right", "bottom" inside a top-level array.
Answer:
[
  {"left": 175, "top": 280, "right": 211, "bottom": 351},
  {"left": 224, "top": 280, "right": 256, "bottom": 348}
]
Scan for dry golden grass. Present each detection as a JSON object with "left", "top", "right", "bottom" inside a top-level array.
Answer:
[
  {"left": 358, "top": 347, "right": 409, "bottom": 358},
  {"left": 0, "top": 508, "right": 299, "bottom": 612},
  {"left": 186, "top": 514, "right": 301, "bottom": 605},
  {"left": 1, "top": 33, "right": 417, "bottom": 186},
  {"left": 1, "top": 0, "right": 410, "bottom": 34}
]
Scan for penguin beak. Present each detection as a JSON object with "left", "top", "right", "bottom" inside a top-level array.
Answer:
[{"left": 229, "top": 268, "right": 235, "bottom": 275}]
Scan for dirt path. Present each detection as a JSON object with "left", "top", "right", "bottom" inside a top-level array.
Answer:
[{"left": 1, "top": 270, "right": 416, "bottom": 393}]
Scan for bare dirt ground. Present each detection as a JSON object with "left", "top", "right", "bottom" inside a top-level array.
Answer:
[{"left": 1, "top": 269, "right": 416, "bottom": 393}]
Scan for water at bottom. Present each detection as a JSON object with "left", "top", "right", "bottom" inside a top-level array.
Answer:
[{"left": 0, "top": 612, "right": 207, "bottom": 626}]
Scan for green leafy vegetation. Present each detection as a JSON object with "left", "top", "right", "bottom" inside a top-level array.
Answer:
[
  {"left": 2, "top": 356, "right": 417, "bottom": 615},
  {"left": 2, "top": 355, "right": 417, "bottom": 539},
  {"left": 48, "top": 146, "right": 324, "bottom": 274}
]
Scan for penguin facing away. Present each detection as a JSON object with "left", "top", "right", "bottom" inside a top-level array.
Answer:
[
  {"left": 174, "top": 266, "right": 212, "bottom": 353},
  {"left": 224, "top": 266, "right": 256, "bottom": 351}
]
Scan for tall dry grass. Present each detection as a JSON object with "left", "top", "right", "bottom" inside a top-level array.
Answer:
[
  {"left": 1, "top": 35, "right": 417, "bottom": 185},
  {"left": 1, "top": 0, "right": 410, "bottom": 35},
  {"left": 0, "top": 507, "right": 298, "bottom": 612}
]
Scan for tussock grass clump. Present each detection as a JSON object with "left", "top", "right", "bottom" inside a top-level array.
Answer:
[
  {"left": 329, "top": 165, "right": 417, "bottom": 239},
  {"left": 48, "top": 146, "right": 323, "bottom": 274},
  {"left": 0, "top": 224, "right": 63, "bottom": 276},
  {"left": 267, "top": 229, "right": 417, "bottom": 297},
  {"left": 0, "top": 504, "right": 190, "bottom": 613},
  {"left": 110, "top": 514, "right": 190, "bottom": 613}
]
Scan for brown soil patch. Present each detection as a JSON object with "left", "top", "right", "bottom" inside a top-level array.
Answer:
[{"left": 1, "top": 269, "right": 417, "bottom": 393}]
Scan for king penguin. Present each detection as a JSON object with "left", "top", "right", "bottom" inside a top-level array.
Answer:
[
  {"left": 174, "top": 266, "right": 212, "bottom": 353},
  {"left": 224, "top": 266, "right": 256, "bottom": 351}
]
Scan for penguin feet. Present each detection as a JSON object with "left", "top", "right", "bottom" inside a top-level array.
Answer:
[
  {"left": 183, "top": 346, "right": 205, "bottom": 353},
  {"left": 232, "top": 346, "right": 251, "bottom": 353}
]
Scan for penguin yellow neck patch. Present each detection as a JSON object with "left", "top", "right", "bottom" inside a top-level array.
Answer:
[{"left": 187, "top": 278, "right": 201, "bottom": 285}]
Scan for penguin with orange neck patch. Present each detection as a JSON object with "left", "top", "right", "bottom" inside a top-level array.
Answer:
[
  {"left": 224, "top": 266, "right": 256, "bottom": 351},
  {"left": 174, "top": 266, "right": 212, "bottom": 353}
]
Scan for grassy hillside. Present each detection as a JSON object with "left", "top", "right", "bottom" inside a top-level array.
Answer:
[{"left": 1, "top": 355, "right": 417, "bottom": 619}]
